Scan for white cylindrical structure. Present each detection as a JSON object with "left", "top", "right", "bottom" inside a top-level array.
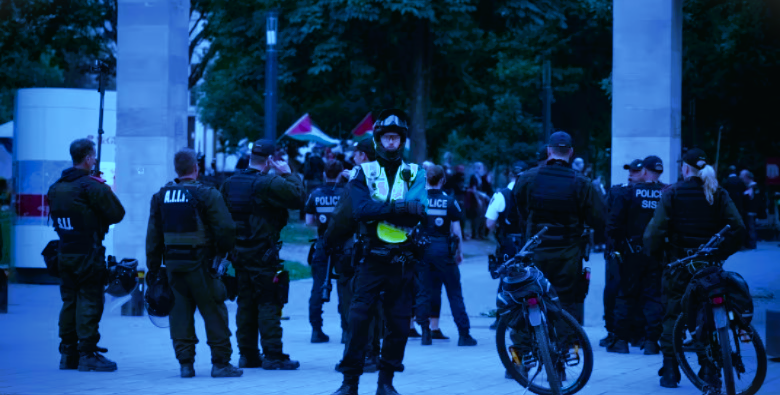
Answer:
[{"left": 12, "top": 88, "right": 117, "bottom": 270}]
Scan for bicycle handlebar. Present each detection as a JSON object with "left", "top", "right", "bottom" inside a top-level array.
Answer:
[
  {"left": 495, "top": 227, "right": 548, "bottom": 276},
  {"left": 667, "top": 225, "right": 731, "bottom": 270}
]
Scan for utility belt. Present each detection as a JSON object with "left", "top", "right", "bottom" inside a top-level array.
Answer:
[
  {"left": 164, "top": 244, "right": 212, "bottom": 272},
  {"left": 618, "top": 236, "right": 645, "bottom": 255}
]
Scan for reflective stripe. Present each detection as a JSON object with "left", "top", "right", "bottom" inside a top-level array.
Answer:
[
  {"left": 427, "top": 209, "right": 447, "bottom": 216},
  {"left": 316, "top": 207, "right": 335, "bottom": 213}
]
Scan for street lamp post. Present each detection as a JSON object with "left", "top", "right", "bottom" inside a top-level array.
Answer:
[{"left": 264, "top": 10, "right": 279, "bottom": 140}]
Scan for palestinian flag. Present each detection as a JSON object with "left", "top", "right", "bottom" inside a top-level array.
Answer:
[
  {"left": 282, "top": 113, "right": 339, "bottom": 146},
  {"left": 351, "top": 112, "right": 373, "bottom": 141}
]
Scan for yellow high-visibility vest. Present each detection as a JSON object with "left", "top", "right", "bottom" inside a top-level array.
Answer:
[{"left": 360, "top": 161, "right": 420, "bottom": 243}]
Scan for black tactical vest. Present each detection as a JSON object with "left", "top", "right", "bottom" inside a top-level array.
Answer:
[
  {"left": 626, "top": 182, "right": 665, "bottom": 239},
  {"left": 668, "top": 179, "right": 724, "bottom": 254},
  {"left": 424, "top": 190, "right": 454, "bottom": 238},
  {"left": 309, "top": 183, "right": 345, "bottom": 236},
  {"left": 158, "top": 183, "right": 207, "bottom": 270},
  {"left": 496, "top": 187, "right": 523, "bottom": 238},
  {"left": 528, "top": 163, "right": 580, "bottom": 243},
  {"left": 222, "top": 170, "right": 258, "bottom": 241},
  {"left": 48, "top": 174, "right": 101, "bottom": 253}
]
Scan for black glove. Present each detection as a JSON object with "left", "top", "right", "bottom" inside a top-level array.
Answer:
[{"left": 392, "top": 200, "right": 426, "bottom": 217}]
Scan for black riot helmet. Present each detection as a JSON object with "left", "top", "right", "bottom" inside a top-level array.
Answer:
[
  {"left": 145, "top": 270, "right": 175, "bottom": 328},
  {"left": 372, "top": 109, "right": 409, "bottom": 165},
  {"left": 105, "top": 257, "right": 138, "bottom": 297}
]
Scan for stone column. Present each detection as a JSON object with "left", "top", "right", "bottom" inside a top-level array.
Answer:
[
  {"left": 611, "top": 0, "right": 682, "bottom": 185},
  {"left": 114, "top": 0, "right": 190, "bottom": 268}
]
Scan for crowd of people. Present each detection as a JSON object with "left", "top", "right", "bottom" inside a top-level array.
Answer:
[{"left": 40, "top": 106, "right": 772, "bottom": 395}]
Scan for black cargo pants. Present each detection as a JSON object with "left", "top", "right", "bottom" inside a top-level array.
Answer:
[
  {"left": 236, "top": 268, "right": 286, "bottom": 360},
  {"left": 341, "top": 250, "right": 414, "bottom": 376},
  {"left": 58, "top": 249, "right": 108, "bottom": 352},
  {"left": 168, "top": 265, "right": 233, "bottom": 365},
  {"left": 614, "top": 252, "right": 663, "bottom": 342}
]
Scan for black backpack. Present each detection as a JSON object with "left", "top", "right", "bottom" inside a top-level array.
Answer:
[{"left": 682, "top": 266, "right": 754, "bottom": 336}]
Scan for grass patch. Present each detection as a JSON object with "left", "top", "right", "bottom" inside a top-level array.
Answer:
[
  {"left": 280, "top": 211, "right": 317, "bottom": 245},
  {"left": 284, "top": 260, "right": 312, "bottom": 280},
  {"left": 480, "top": 309, "right": 498, "bottom": 318}
]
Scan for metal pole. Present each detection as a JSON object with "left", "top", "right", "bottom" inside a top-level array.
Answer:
[
  {"left": 93, "top": 60, "right": 108, "bottom": 176},
  {"left": 543, "top": 59, "right": 552, "bottom": 142},
  {"left": 264, "top": 10, "right": 279, "bottom": 141}
]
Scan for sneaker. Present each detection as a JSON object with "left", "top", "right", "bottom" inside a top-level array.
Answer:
[
  {"left": 408, "top": 327, "right": 421, "bottom": 338},
  {"left": 238, "top": 354, "right": 263, "bottom": 368},
  {"left": 458, "top": 334, "right": 478, "bottom": 346},
  {"left": 311, "top": 328, "right": 330, "bottom": 344},
  {"left": 180, "top": 363, "right": 195, "bottom": 378},
  {"left": 607, "top": 339, "right": 629, "bottom": 354},
  {"left": 643, "top": 340, "right": 660, "bottom": 355},
  {"left": 211, "top": 363, "right": 243, "bottom": 378},
  {"left": 262, "top": 355, "right": 300, "bottom": 370},
  {"left": 599, "top": 333, "right": 616, "bottom": 347},
  {"left": 431, "top": 329, "right": 449, "bottom": 340},
  {"left": 78, "top": 349, "right": 117, "bottom": 372}
]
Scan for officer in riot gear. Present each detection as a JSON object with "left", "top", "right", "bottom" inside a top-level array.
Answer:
[
  {"left": 219, "top": 139, "right": 303, "bottom": 371},
  {"left": 645, "top": 148, "right": 745, "bottom": 388},
  {"left": 606, "top": 155, "right": 667, "bottom": 355},
  {"left": 306, "top": 159, "right": 347, "bottom": 343},
  {"left": 325, "top": 138, "right": 383, "bottom": 372},
  {"left": 330, "top": 109, "right": 427, "bottom": 395},
  {"left": 512, "top": 131, "right": 604, "bottom": 324},
  {"left": 47, "top": 138, "right": 125, "bottom": 372},
  {"left": 415, "top": 165, "right": 476, "bottom": 346},
  {"left": 485, "top": 160, "right": 527, "bottom": 330},
  {"left": 145, "top": 148, "right": 241, "bottom": 378},
  {"left": 600, "top": 158, "right": 644, "bottom": 348}
]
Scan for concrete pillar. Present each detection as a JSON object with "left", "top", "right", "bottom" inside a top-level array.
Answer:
[
  {"left": 611, "top": 0, "right": 682, "bottom": 185},
  {"left": 114, "top": 0, "right": 190, "bottom": 268}
]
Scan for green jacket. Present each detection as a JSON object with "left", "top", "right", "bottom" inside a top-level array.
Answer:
[
  {"left": 219, "top": 169, "right": 304, "bottom": 269},
  {"left": 146, "top": 178, "right": 235, "bottom": 272}
]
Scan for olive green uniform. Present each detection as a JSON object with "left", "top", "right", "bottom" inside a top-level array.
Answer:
[
  {"left": 146, "top": 179, "right": 236, "bottom": 365},
  {"left": 48, "top": 168, "right": 125, "bottom": 353},
  {"left": 220, "top": 169, "right": 304, "bottom": 360},
  {"left": 643, "top": 178, "right": 745, "bottom": 358},
  {"left": 512, "top": 160, "right": 604, "bottom": 323}
]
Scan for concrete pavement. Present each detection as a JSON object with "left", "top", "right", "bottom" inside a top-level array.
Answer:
[{"left": 1, "top": 242, "right": 778, "bottom": 395}]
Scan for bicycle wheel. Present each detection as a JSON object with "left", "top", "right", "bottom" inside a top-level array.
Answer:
[
  {"left": 498, "top": 310, "right": 592, "bottom": 395},
  {"left": 536, "top": 319, "right": 562, "bottom": 395},
  {"left": 718, "top": 325, "right": 736, "bottom": 395},
  {"left": 674, "top": 315, "right": 767, "bottom": 395}
]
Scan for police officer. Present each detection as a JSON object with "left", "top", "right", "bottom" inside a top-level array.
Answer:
[
  {"left": 306, "top": 159, "right": 347, "bottom": 343},
  {"left": 415, "top": 165, "right": 477, "bottom": 346},
  {"left": 485, "top": 160, "right": 527, "bottom": 330},
  {"left": 600, "top": 158, "right": 644, "bottom": 348},
  {"left": 48, "top": 138, "right": 125, "bottom": 372},
  {"left": 644, "top": 148, "right": 745, "bottom": 388},
  {"left": 219, "top": 139, "right": 303, "bottom": 371},
  {"left": 606, "top": 155, "right": 666, "bottom": 355},
  {"left": 512, "top": 131, "right": 604, "bottom": 324},
  {"left": 325, "top": 139, "right": 383, "bottom": 372},
  {"left": 145, "top": 148, "right": 241, "bottom": 378},
  {"left": 330, "top": 109, "right": 427, "bottom": 395}
]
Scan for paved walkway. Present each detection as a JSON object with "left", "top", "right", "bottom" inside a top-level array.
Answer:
[{"left": 1, "top": 242, "right": 778, "bottom": 395}]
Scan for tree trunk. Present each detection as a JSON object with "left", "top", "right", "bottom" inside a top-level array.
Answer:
[{"left": 410, "top": 18, "right": 428, "bottom": 164}]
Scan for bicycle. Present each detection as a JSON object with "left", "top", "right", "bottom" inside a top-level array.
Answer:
[
  {"left": 668, "top": 225, "right": 767, "bottom": 395},
  {"left": 494, "top": 227, "right": 594, "bottom": 395}
]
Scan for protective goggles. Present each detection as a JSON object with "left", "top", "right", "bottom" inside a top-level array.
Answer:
[{"left": 374, "top": 114, "right": 408, "bottom": 130}]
